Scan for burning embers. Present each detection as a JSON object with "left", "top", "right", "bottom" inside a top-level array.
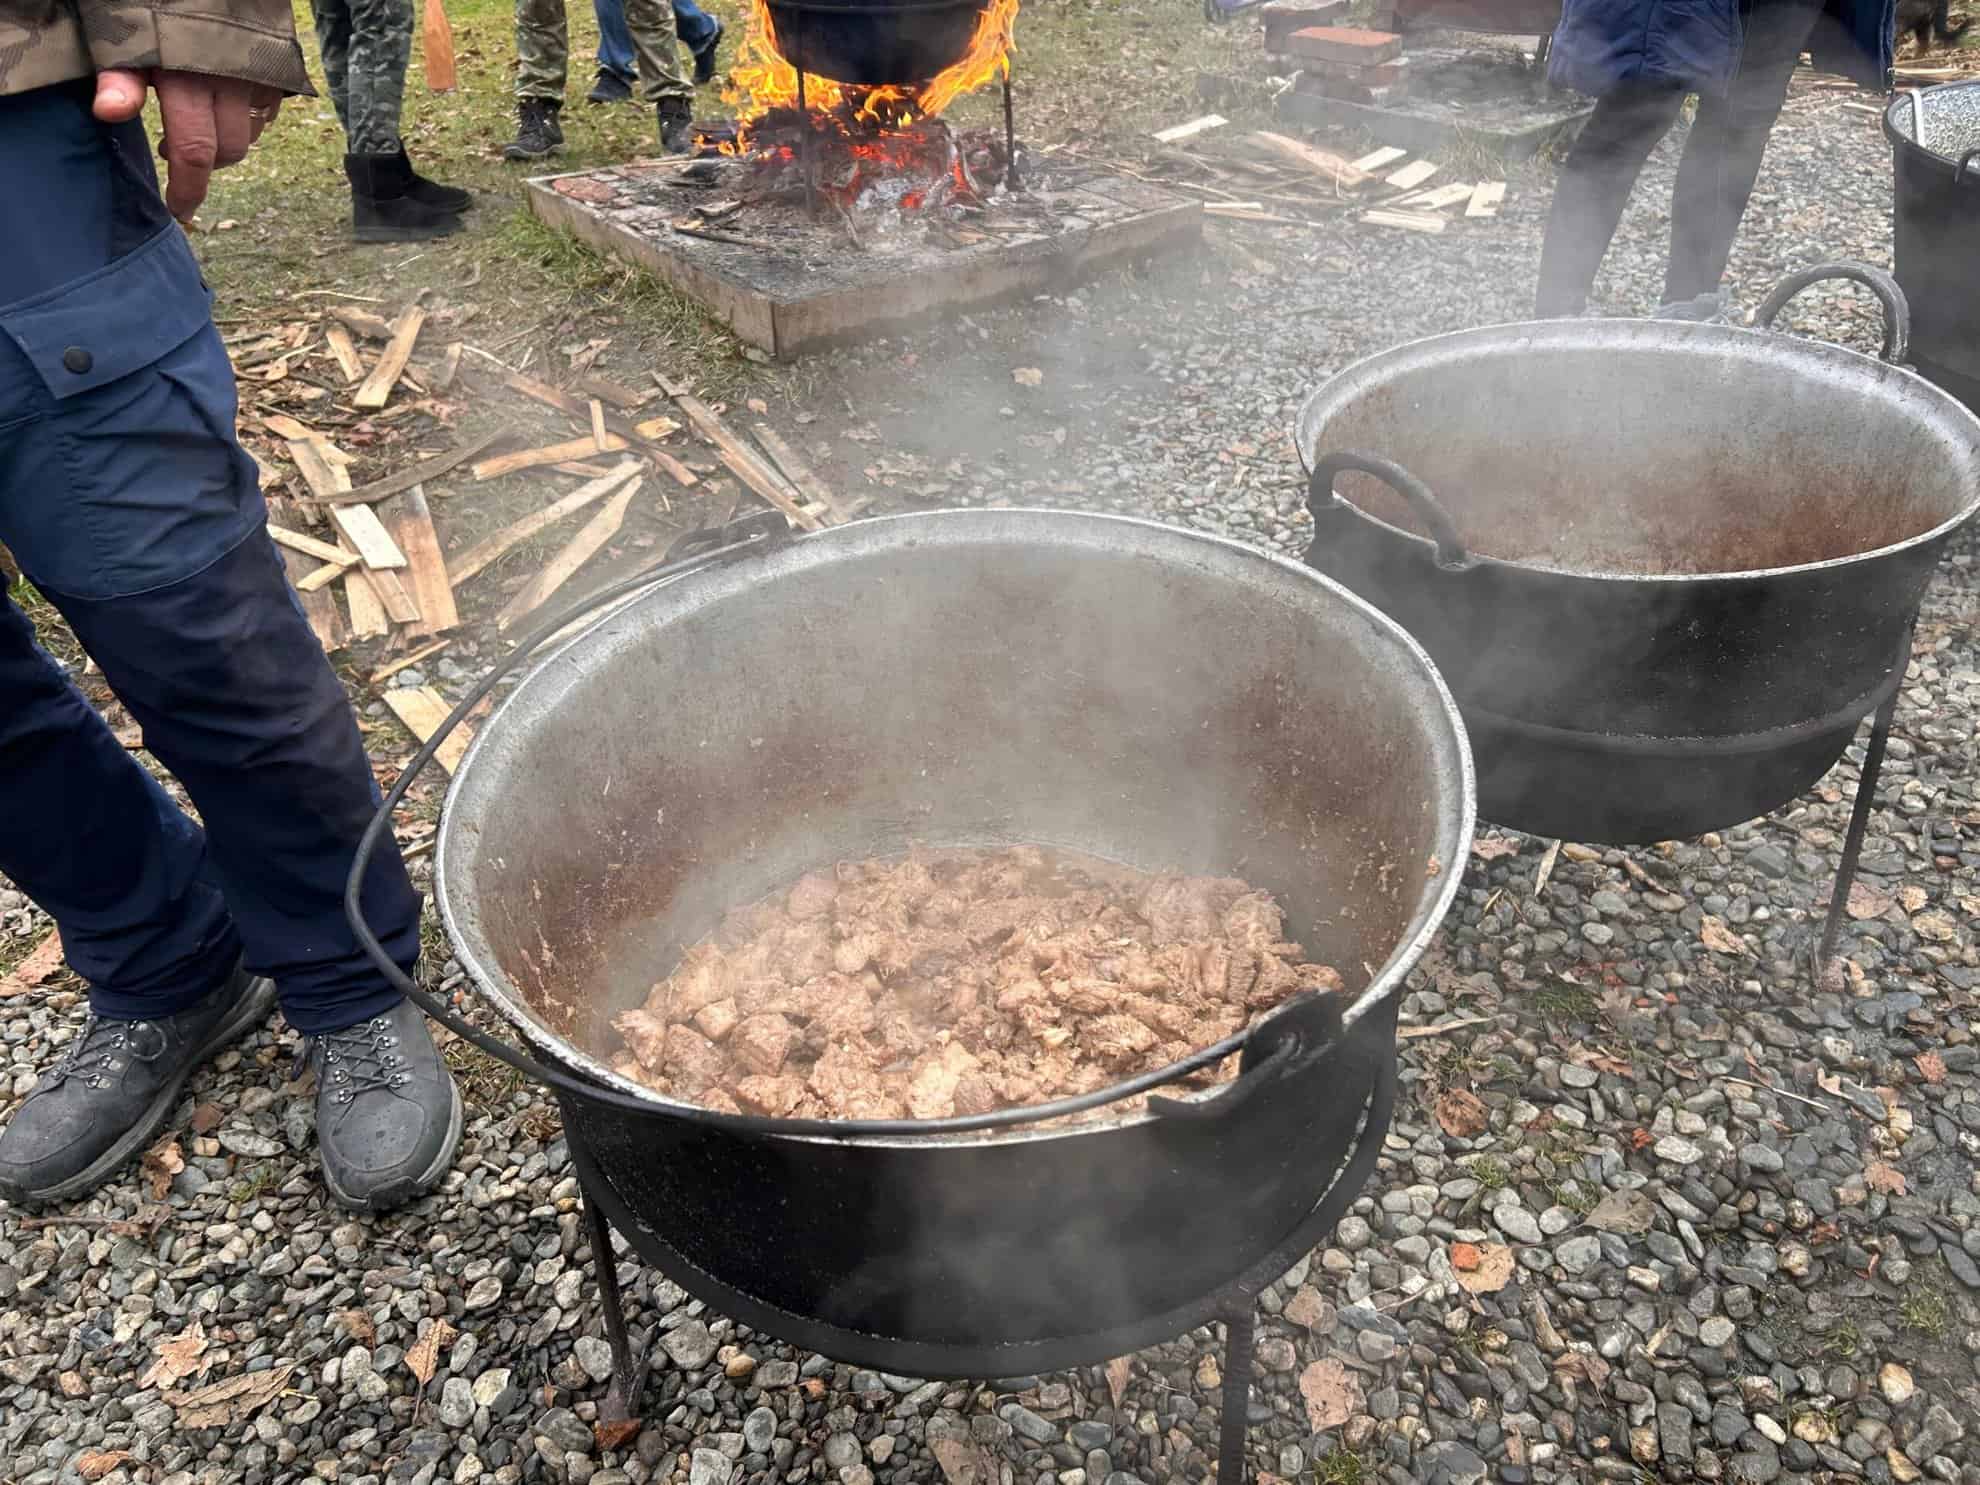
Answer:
[{"left": 704, "top": 0, "right": 1023, "bottom": 221}]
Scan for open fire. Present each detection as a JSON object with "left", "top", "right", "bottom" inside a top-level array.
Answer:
[{"left": 710, "top": 0, "right": 1022, "bottom": 217}]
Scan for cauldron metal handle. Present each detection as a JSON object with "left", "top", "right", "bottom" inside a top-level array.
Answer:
[
  {"left": 1753, "top": 262, "right": 1911, "bottom": 364},
  {"left": 1307, "top": 450, "right": 1472, "bottom": 572},
  {"left": 345, "top": 512, "right": 1332, "bottom": 1140}
]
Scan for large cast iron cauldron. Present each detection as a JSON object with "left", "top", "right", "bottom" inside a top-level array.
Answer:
[
  {"left": 1295, "top": 265, "right": 1980, "bottom": 846},
  {"left": 354, "top": 509, "right": 1472, "bottom": 1384},
  {"left": 764, "top": 0, "right": 996, "bottom": 86},
  {"left": 1885, "top": 83, "right": 1980, "bottom": 411}
]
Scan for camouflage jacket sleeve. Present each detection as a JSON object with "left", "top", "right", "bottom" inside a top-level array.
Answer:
[{"left": 0, "top": 0, "right": 316, "bottom": 99}]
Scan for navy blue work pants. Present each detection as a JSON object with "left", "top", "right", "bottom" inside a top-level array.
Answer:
[{"left": 0, "top": 83, "right": 420, "bottom": 1035}]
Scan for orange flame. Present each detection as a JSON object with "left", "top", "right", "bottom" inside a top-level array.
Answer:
[{"left": 722, "top": 0, "right": 1019, "bottom": 142}]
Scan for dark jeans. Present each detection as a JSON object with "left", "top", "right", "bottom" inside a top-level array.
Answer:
[
  {"left": 1534, "top": 0, "right": 1825, "bottom": 316},
  {"left": 597, "top": 0, "right": 716, "bottom": 76},
  {"left": 0, "top": 84, "right": 420, "bottom": 1034}
]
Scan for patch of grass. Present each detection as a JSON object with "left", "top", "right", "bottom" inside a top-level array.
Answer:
[
  {"left": 444, "top": 1036, "right": 525, "bottom": 1113},
  {"left": 1820, "top": 1320, "right": 1862, "bottom": 1359},
  {"left": 1552, "top": 1181, "right": 1597, "bottom": 1215},
  {"left": 1902, "top": 1283, "right": 1952, "bottom": 1340},
  {"left": 1315, "top": 1450, "right": 1369, "bottom": 1485},
  {"left": 1530, "top": 979, "right": 1599, "bottom": 1022},
  {"left": 1471, "top": 1156, "right": 1509, "bottom": 1190},
  {"left": 230, "top": 1162, "right": 282, "bottom": 1203}
]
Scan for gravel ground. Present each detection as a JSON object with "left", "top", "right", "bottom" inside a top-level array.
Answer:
[{"left": 7, "top": 69, "right": 1980, "bottom": 1485}]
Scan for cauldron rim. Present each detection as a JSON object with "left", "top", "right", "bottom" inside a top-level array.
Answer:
[
  {"left": 1295, "top": 316, "right": 1980, "bottom": 585},
  {"left": 433, "top": 508, "right": 1475, "bottom": 1147}
]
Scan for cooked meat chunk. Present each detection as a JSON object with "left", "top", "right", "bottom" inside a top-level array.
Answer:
[{"left": 610, "top": 846, "right": 1341, "bottom": 1121}]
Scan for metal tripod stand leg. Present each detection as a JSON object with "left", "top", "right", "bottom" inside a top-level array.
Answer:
[
  {"left": 582, "top": 1181, "right": 655, "bottom": 1436},
  {"left": 1817, "top": 639, "right": 1909, "bottom": 973},
  {"left": 1216, "top": 1297, "right": 1258, "bottom": 1484},
  {"left": 1001, "top": 70, "right": 1020, "bottom": 191}
]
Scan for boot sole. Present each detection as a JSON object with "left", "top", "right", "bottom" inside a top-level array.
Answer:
[
  {"left": 2, "top": 977, "right": 278, "bottom": 1205},
  {"left": 320, "top": 1078, "right": 464, "bottom": 1215},
  {"left": 501, "top": 143, "right": 565, "bottom": 161}
]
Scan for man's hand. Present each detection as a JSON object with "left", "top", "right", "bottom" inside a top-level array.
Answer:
[{"left": 92, "top": 69, "right": 283, "bottom": 223}]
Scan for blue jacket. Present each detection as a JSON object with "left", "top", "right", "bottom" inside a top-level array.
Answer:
[{"left": 1548, "top": 0, "right": 1893, "bottom": 96}]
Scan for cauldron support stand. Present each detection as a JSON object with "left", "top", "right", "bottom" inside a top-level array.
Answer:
[
  {"left": 1817, "top": 631, "right": 1909, "bottom": 971},
  {"left": 1001, "top": 69, "right": 1019, "bottom": 190},
  {"left": 1215, "top": 1297, "right": 1259, "bottom": 1485},
  {"left": 578, "top": 1155, "right": 656, "bottom": 1433}
]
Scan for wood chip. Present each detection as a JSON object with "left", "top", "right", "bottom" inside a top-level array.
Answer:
[
  {"left": 449, "top": 462, "right": 642, "bottom": 585},
  {"left": 353, "top": 306, "right": 428, "bottom": 410},
  {"left": 432, "top": 341, "right": 464, "bottom": 392},
  {"left": 376, "top": 486, "right": 457, "bottom": 636},
  {"left": 329, "top": 305, "right": 395, "bottom": 340},
  {"left": 325, "top": 324, "right": 364, "bottom": 383},
  {"left": 589, "top": 398, "right": 610, "bottom": 453},
  {"left": 495, "top": 477, "right": 642, "bottom": 630},
  {"left": 473, "top": 433, "right": 630, "bottom": 481},
  {"left": 1360, "top": 207, "right": 1446, "bottom": 233},
  {"left": 268, "top": 524, "right": 359, "bottom": 566},
  {"left": 1153, "top": 113, "right": 1228, "bottom": 143},
  {"left": 1350, "top": 145, "right": 1408, "bottom": 171},
  {"left": 1387, "top": 158, "right": 1440, "bottom": 190},
  {"left": 575, "top": 373, "right": 652, "bottom": 409},
  {"left": 286, "top": 437, "right": 351, "bottom": 503},
  {"left": 384, "top": 687, "right": 473, "bottom": 774},
  {"left": 269, "top": 498, "right": 348, "bottom": 652},
  {"left": 327, "top": 502, "right": 409, "bottom": 571},
  {"left": 752, "top": 423, "right": 849, "bottom": 524},
  {"left": 1466, "top": 181, "right": 1507, "bottom": 218},
  {"left": 1249, "top": 130, "right": 1373, "bottom": 190},
  {"left": 1408, "top": 181, "right": 1476, "bottom": 211},
  {"left": 654, "top": 372, "right": 819, "bottom": 530},
  {"left": 344, "top": 568, "right": 391, "bottom": 639}
]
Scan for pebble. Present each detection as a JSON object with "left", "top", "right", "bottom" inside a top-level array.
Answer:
[{"left": 663, "top": 1321, "right": 718, "bottom": 1370}]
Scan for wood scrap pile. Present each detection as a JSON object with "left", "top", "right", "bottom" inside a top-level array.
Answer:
[{"left": 1134, "top": 124, "right": 1505, "bottom": 236}]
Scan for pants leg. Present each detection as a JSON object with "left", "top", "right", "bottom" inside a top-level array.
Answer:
[
  {"left": 674, "top": 0, "right": 717, "bottom": 55},
  {"left": 0, "top": 588, "right": 242, "bottom": 1009},
  {"left": 1534, "top": 80, "right": 1689, "bottom": 316},
  {"left": 310, "top": 0, "right": 358, "bottom": 134},
  {"left": 342, "top": 0, "right": 414, "bottom": 153},
  {"left": 594, "top": 0, "right": 638, "bottom": 80},
  {"left": 625, "top": 0, "right": 690, "bottom": 103},
  {"left": 516, "top": 0, "right": 573, "bottom": 100},
  {"left": 1665, "top": 0, "right": 1827, "bottom": 301},
  {"left": 0, "top": 84, "right": 421, "bottom": 1036}
]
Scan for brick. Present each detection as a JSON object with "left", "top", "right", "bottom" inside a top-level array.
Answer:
[
  {"left": 1261, "top": 0, "right": 1351, "bottom": 46},
  {"left": 1283, "top": 25, "right": 1403, "bottom": 64}
]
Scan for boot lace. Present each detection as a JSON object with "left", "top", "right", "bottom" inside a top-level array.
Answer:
[
  {"left": 313, "top": 1017, "right": 410, "bottom": 1106},
  {"left": 52, "top": 1016, "right": 165, "bottom": 1090}
]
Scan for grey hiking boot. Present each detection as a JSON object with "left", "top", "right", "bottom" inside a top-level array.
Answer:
[
  {"left": 657, "top": 96, "right": 695, "bottom": 155},
  {"left": 503, "top": 99, "right": 565, "bottom": 162},
  {"left": 0, "top": 961, "right": 275, "bottom": 1205},
  {"left": 309, "top": 999, "right": 462, "bottom": 1213}
]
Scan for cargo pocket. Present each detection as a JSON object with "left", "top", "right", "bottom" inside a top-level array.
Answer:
[{"left": 0, "top": 226, "right": 263, "bottom": 601}]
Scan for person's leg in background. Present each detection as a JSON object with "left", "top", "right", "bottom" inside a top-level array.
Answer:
[
  {"left": 676, "top": 0, "right": 726, "bottom": 85},
  {"left": 325, "top": 0, "right": 472, "bottom": 240},
  {"left": 1534, "top": 79, "right": 1690, "bottom": 315},
  {"left": 625, "top": 0, "right": 694, "bottom": 150},
  {"left": 0, "top": 84, "right": 459, "bottom": 1214},
  {"left": 588, "top": 0, "right": 640, "bottom": 102},
  {"left": 506, "top": 0, "right": 574, "bottom": 157},
  {"left": 1664, "top": 0, "right": 1827, "bottom": 302}
]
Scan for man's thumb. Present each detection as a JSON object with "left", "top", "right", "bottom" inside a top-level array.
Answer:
[{"left": 92, "top": 68, "right": 149, "bottom": 122}]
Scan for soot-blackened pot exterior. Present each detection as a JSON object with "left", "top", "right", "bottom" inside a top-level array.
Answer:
[
  {"left": 1296, "top": 303, "right": 1980, "bottom": 846},
  {"left": 435, "top": 511, "right": 1473, "bottom": 1376},
  {"left": 1885, "top": 84, "right": 1980, "bottom": 411},
  {"left": 765, "top": 0, "right": 990, "bottom": 86}
]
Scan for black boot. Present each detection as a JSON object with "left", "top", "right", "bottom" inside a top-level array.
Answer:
[
  {"left": 345, "top": 153, "right": 466, "bottom": 243},
  {"left": 395, "top": 146, "right": 472, "bottom": 213},
  {"left": 692, "top": 19, "right": 726, "bottom": 85},
  {"left": 308, "top": 999, "right": 462, "bottom": 1214},
  {"left": 503, "top": 99, "right": 565, "bottom": 161},
  {"left": 657, "top": 96, "right": 695, "bottom": 155},
  {"left": 587, "top": 69, "right": 634, "bottom": 103}
]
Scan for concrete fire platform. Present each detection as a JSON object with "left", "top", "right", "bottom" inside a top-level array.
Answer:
[{"left": 527, "top": 162, "right": 1202, "bottom": 359}]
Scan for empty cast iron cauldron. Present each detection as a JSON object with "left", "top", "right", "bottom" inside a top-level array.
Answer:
[
  {"left": 763, "top": 0, "right": 997, "bottom": 87},
  {"left": 350, "top": 509, "right": 1473, "bottom": 1389},
  {"left": 1885, "top": 82, "right": 1980, "bottom": 411},
  {"left": 1295, "top": 265, "right": 1980, "bottom": 846}
]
